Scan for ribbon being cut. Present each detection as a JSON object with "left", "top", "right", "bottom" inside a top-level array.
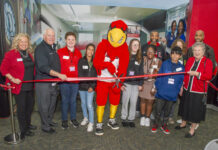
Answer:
[{"left": 0, "top": 71, "right": 217, "bottom": 91}]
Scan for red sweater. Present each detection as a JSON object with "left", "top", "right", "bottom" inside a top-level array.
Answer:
[
  {"left": 57, "top": 46, "right": 82, "bottom": 83},
  {"left": 0, "top": 49, "right": 34, "bottom": 94},
  {"left": 184, "top": 56, "right": 213, "bottom": 93}
]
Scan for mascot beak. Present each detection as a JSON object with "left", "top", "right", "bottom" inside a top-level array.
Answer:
[{"left": 108, "top": 28, "right": 126, "bottom": 48}]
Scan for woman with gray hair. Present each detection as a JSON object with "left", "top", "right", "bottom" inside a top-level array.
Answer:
[{"left": 175, "top": 42, "right": 213, "bottom": 138}]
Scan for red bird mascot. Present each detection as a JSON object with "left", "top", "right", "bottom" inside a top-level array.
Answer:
[{"left": 93, "top": 20, "right": 129, "bottom": 136}]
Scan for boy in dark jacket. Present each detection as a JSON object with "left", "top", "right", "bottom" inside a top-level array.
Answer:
[{"left": 151, "top": 46, "right": 184, "bottom": 134}]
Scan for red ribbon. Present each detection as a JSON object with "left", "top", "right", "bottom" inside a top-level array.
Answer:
[{"left": 1, "top": 72, "right": 217, "bottom": 91}]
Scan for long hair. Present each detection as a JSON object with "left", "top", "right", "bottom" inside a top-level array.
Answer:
[
  {"left": 171, "top": 39, "right": 187, "bottom": 55},
  {"left": 176, "top": 19, "right": 185, "bottom": 38},
  {"left": 11, "top": 33, "right": 33, "bottom": 53},
  {"left": 85, "top": 43, "right": 95, "bottom": 60},
  {"left": 128, "top": 39, "right": 142, "bottom": 64}
]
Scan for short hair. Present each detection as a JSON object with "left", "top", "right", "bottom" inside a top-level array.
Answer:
[
  {"left": 171, "top": 46, "right": 182, "bottom": 55},
  {"left": 43, "top": 28, "right": 54, "bottom": 36},
  {"left": 146, "top": 44, "right": 156, "bottom": 53},
  {"left": 86, "top": 43, "right": 95, "bottom": 50},
  {"left": 192, "top": 42, "right": 206, "bottom": 52},
  {"left": 65, "top": 32, "right": 76, "bottom": 40}
]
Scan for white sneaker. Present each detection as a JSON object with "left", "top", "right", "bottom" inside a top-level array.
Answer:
[
  {"left": 81, "top": 118, "right": 88, "bottom": 126},
  {"left": 145, "top": 118, "right": 150, "bottom": 127},
  {"left": 140, "top": 117, "right": 146, "bottom": 126},
  {"left": 176, "top": 119, "right": 182, "bottom": 124},
  {"left": 87, "top": 122, "right": 94, "bottom": 132}
]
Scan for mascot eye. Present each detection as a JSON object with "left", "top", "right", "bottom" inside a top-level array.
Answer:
[
  {"left": 110, "top": 34, "right": 114, "bottom": 42},
  {"left": 118, "top": 37, "right": 123, "bottom": 44}
]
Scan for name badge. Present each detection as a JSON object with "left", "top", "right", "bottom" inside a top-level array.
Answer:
[
  {"left": 168, "top": 78, "right": 175, "bottom": 84},
  {"left": 129, "top": 71, "right": 135, "bottom": 76},
  {"left": 69, "top": 66, "right": 75, "bottom": 72},
  {"left": 63, "top": 56, "right": 69, "bottom": 59},
  {"left": 176, "top": 67, "right": 182, "bottom": 72},
  {"left": 51, "top": 83, "right": 57, "bottom": 86},
  {"left": 135, "top": 61, "right": 139, "bottom": 65},
  {"left": 152, "top": 65, "right": 158, "bottom": 69},
  {"left": 17, "top": 58, "right": 23, "bottom": 62},
  {"left": 82, "top": 65, "right": 88, "bottom": 69}
]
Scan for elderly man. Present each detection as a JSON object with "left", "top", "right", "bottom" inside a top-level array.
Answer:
[
  {"left": 187, "top": 30, "right": 216, "bottom": 71},
  {"left": 35, "top": 28, "right": 67, "bottom": 133}
]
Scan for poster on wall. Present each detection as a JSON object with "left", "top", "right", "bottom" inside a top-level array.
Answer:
[{"left": 165, "top": 3, "right": 187, "bottom": 49}]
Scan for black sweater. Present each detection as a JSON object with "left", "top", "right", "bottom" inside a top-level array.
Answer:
[
  {"left": 78, "top": 56, "right": 97, "bottom": 91},
  {"left": 124, "top": 55, "right": 144, "bottom": 86}
]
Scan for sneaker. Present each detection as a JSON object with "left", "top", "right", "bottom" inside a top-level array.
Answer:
[
  {"left": 128, "top": 121, "right": 135, "bottom": 128},
  {"left": 81, "top": 118, "right": 89, "bottom": 126},
  {"left": 87, "top": 122, "right": 94, "bottom": 132},
  {"left": 151, "top": 124, "right": 158, "bottom": 133},
  {"left": 168, "top": 117, "right": 175, "bottom": 125},
  {"left": 161, "top": 124, "right": 170, "bottom": 134},
  {"left": 145, "top": 118, "right": 151, "bottom": 127},
  {"left": 140, "top": 117, "right": 146, "bottom": 126},
  {"left": 70, "top": 119, "right": 79, "bottom": 128},
  {"left": 61, "top": 121, "right": 68, "bottom": 130},
  {"left": 95, "top": 123, "right": 104, "bottom": 136},
  {"left": 176, "top": 119, "right": 182, "bottom": 124},
  {"left": 107, "top": 118, "right": 119, "bottom": 130}
]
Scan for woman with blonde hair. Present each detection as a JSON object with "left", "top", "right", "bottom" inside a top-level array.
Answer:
[{"left": 0, "top": 33, "right": 36, "bottom": 140}]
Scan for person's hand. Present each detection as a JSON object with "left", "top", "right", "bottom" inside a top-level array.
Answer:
[
  {"left": 58, "top": 74, "right": 67, "bottom": 81},
  {"left": 188, "top": 71, "right": 199, "bottom": 77},
  {"left": 88, "top": 88, "right": 93, "bottom": 93},
  {"left": 150, "top": 87, "right": 156, "bottom": 96},
  {"left": 138, "top": 86, "right": 143, "bottom": 91},
  {"left": 107, "top": 62, "right": 116, "bottom": 75},
  {"left": 11, "top": 78, "right": 22, "bottom": 84},
  {"left": 121, "top": 85, "right": 126, "bottom": 91}
]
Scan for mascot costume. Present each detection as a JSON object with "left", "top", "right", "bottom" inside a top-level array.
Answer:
[{"left": 93, "top": 20, "right": 129, "bottom": 136}]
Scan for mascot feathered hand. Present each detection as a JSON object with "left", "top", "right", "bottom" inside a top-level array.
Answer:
[{"left": 93, "top": 20, "right": 129, "bottom": 136}]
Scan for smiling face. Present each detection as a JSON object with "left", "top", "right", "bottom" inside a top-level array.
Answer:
[
  {"left": 131, "top": 40, "right": 140, "bottom": 54},
  {"left": 18, "top": 36, "right": 29, "bottom": 51},
  {"left": 108, "top": 28, "right": 126, "bottom": 47},
  {"left": 195, "top": 30, "right": 204, "bottom": 42},
  {"left": 66, "top": 35, "right": 76, "bottom": 49},
  {"left": 146, "top": 47, "right": 155, "bottom": 59},
  {"left": 150, "top": 31, "right": 159, "bottom": 44},
  {"left": 171, "top": 21, "right": 177, "bottom": 33},
  {"left": 44, "top": 29, "right": 55, "bottom": 45},
  {"left": 86, "top": 45, "right": 95, "bottom": 57},
  {"left": 178, "top": 21, "right": 184, "bottom": 33},
  {"left": 193, "top": 46, "right": 204, "bottom": 61}
]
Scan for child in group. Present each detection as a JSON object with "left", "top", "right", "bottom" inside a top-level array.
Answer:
[
  {"left": 151, "top": 46, "right": 184, "bottom": 134},
  {"left": 78, "top": 43, "right": 97, "bottom": 132},
  {"left": 121, "top": 39, "right": 144, "bottom": 127},
  {"left": 139, "top": 45, "right": 162, "bottom": 127}
]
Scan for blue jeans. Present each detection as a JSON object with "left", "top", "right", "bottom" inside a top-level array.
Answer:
[
  {"left": 60, "top": 83, "right": 79, "bottom": 121},
  {"left": 79, "top": 91, "right": 94, "bottom": 124}
]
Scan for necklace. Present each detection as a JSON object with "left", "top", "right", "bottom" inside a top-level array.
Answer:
[{"left": 19, "top": 50, "right": 29, "bottom": 58}]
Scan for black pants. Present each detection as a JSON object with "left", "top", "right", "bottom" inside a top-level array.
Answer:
[
  {"left": 14, "top": 90, "right": 34, "bottom": 133},
  {"left": 154, "top": 98, "right": 174, "bottom": 125}
]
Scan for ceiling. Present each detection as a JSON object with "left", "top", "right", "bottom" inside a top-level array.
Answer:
[{"left": 42, "top": 0, "right": 189, "bottom": 9}]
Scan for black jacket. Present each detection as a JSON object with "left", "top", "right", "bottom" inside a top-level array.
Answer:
[
  {"left": 78, "top": 57, "right": 97, "bottom": 91},
  {"left": 34, "top": 40, "right": 61, "bottom": 80},
  {"left": 124, "top": 55, "right": 144, "bottom": 86}
]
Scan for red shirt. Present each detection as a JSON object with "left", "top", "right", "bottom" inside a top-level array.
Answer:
[
  {"left": 0, "top": 49, "right": 34, "bottom": 94},
  {"left": 57, "top": 46, "right": 82, "bottom": 82},
  {"left": 183, "top": 56, "right": 213, "bottom": 93}
]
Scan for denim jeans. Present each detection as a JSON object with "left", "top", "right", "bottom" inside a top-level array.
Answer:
[
  {"left": 60, "top": 83, "right": 79, "bottom": 121},
  {"left": 79, "top": 91, "right": 94, "bottom": 124}
]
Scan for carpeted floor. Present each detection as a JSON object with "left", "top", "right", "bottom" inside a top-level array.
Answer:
[{"left": 0, "top": 99, "right": 218, "bottom": 150}]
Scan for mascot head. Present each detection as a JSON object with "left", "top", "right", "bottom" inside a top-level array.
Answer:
[{"left": 108, "top": 20, "right": 127, "bottom": 48}]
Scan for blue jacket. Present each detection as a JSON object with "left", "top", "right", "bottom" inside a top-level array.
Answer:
[{"left": 155, "top": 59, "right": 184, "bottom": 101}]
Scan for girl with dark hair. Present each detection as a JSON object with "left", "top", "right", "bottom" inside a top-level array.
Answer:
[
  {"left": 166, "top": 20, "right": 177, "bottom": 48},
  {"left": 78, "top": 43, "right": 97, "bottom": 132},
  {"left": 176, "top": 19, "right": 186, "bottom": 42},
  {"left": 139, "top": 45, "right": 162, "bottom": 127},
  {"left": 121, "top": 39, "right": 144, "bottom": 127}
]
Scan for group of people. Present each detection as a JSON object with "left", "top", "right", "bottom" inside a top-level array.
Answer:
[{"left": 0, "top": 24, "right": 215, "bottom": 140}]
